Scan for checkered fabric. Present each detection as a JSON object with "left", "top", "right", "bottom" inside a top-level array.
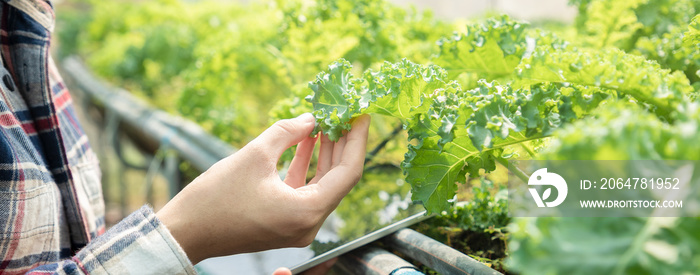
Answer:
[{"left": 0, "top": 1, "right": 195, "bottom": 274}]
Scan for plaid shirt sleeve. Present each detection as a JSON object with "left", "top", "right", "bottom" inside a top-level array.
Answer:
[
  {"left": 0, "top": 1, "right": 196, "bottom": 274},
  {"left": 28, "top": 206, "right": 196, "bottom": 275}
]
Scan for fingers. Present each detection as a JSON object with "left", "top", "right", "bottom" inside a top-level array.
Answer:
[
  {"left": 314, "top": 133, "right": 333, "bottom": 181},
  {"left": 252, "top": 113, "right": 316, "bottom": 159},
  {"left": 331, "top": 135, "right": 347, "bottom": 167},
  {"left": 285, "top": 135, "right": 318, "bottom": 188},
  {"left": 271, "top": 258, "right": 336, "bottom": 275},
  {"left": 272, "top": 267, "right": 292, "bottom": 275},
  {"left": 340, "top": 115, "right": 371, "bottom": 168},
  {"left": 302, "top": 258, "right": 338, "bottom": 275},
  {"left": 317, "top": 114, "right": 371, "bottom": 204}
]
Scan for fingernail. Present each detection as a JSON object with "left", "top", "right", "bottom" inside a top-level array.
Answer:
[{"left": 298, "top": 113, "right": 315, "bottom": 123}]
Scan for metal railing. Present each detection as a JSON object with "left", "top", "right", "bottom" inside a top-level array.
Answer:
[{"left": 62, "top": 56, "right": 236, "bottom": 209}]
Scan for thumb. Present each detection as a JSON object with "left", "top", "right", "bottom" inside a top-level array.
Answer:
[
  {"left": 252, "top": 113, "right": 316, "bottom": 158},
  {"left": 272, "top": 267, "right": 292, "bottom": 275}
]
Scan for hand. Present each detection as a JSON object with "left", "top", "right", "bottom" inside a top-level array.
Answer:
[{"left": 156, "top": 113, "right": 371, "bottom": 264}]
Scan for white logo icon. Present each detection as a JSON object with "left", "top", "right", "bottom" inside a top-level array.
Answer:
[{"left": 528, "top": 168, "right": 568, "bottom": 207}]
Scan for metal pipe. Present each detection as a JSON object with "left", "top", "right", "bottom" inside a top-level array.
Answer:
[
  {"left": 154, "top": 111, "right": 236, "bottom": 159},
  {"left": 164, "top": 150, "right": 180, "bottom": 199},
  {"left": 383, "top": 228, "right": 502, "bottom": 275},
  {"left": 61, "top": 57, "right": 235, "bottom": 172},
  {"left": 336, "top": 246, "right": 422, "bottom": 275}
]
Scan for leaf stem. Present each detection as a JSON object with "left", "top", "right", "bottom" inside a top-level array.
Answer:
[
  {"left": 520, "top": 143, "right": 536, "bottom": 158},
  {"left": 496, "top": 156, "right": 530, "bottom": 183}
]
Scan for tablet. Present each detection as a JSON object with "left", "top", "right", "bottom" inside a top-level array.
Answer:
[{"left": 290, "top": 209, "right": 431, "bottom": 274}]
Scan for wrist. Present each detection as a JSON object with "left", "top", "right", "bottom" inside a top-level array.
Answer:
[{"left": 157, "top": 203, "right": 206, "bottom": 264}]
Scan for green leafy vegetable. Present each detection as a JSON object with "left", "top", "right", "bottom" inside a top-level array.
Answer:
[
  {"left": 509, "top": 103, "right": 700, "bottom": 274},
  {"left": 684, "top": 15, "right": 700, "bottom": 47},
  {"left": 307, "top": 59, "right": 452, "bottom": 140},
  {"left": 573, "top": 0, "right": 645, "bottom": 49},
  {"left": 571, "top": 0, "right": 698, "bottom": 50},
  {"left": 517, "top": 46, "right": 693, "bottom": 118},
  {"left": 434, "top": 15, "right": 529, "bottom": 80},
  {"left": 306, "top": 56, "right": 607, "bottom": 212},
  {"left": 636, "top": 26, "right": 700, "bottom": 84},
  {"left": 404, "top": 82, "right": 605, "bottom": 212}
]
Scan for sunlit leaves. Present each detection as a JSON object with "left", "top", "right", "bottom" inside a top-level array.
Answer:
[
  {"left": 684, "top": 15, "right": 700, "bottom": 47},
  {"left": 306, "top": 57, "right": 608, "bottom": 212},
  {"left": 306, "top": 58, "right": 452, "bottom": 141},
  {"left": 517, "top": 47, "right": 693, "bottom": 118},
  {"left": 505, "top": 3, "right": 700, "bottom": 274},
  {"left": 572, "top": 0, "right": 698, "bottom": 51},
  {"left": 434, "top": 15, "right": 529, "bottom": 80},
  {"left": 509, "top": 103, "right": 700, "bottom": 274},
  {"left": 66, "top": 0, "right": 452, "bottom": 147}
]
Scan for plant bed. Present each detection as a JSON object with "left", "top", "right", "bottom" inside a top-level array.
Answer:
[{"left": 412, "top": 180, "right": 510, "bottom": 274}]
